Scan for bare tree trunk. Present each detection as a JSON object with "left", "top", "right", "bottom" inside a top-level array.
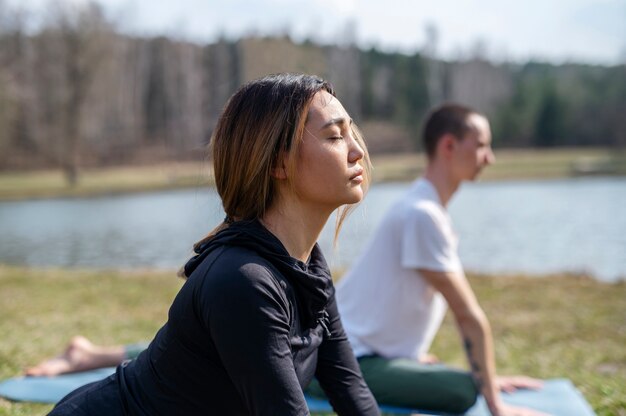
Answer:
[
  {"left": 423, "top": 23, "right": 444, "bottom": 107},
  {"left": 63, "top": 31, "right": 84, "bottom": 185},
  {"left": 50, "top": 1, "right": 111, "bottom": 185}
]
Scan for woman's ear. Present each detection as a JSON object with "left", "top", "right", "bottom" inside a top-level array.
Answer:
[
  {"left": 271, "top": 153, "right": 289, "bottom": 180},
  {"left": 271, "top": 165, "right": 288, "bottom": 179}
]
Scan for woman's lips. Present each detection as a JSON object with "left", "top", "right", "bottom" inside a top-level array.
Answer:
[{"left": 350, "top": 168, "right": 364, "bottom": 182}]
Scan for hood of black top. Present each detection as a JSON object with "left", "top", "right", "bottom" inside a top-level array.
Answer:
[{"left": 183, "top": 219, "right": 334, "bottom": 328}]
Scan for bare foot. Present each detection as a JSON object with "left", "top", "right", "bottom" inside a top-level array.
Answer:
[
  {"left": 418, "top": 353, "right": 440, "bottom": 364},
  {"left": 25, "top": 336, "right": 124, "bottom": 376}
]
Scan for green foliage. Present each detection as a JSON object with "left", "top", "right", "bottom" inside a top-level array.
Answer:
[
  {"left": 362, "top": 54, "right": 625, "bottom": 151},
  {"left": 360, "top": 47, "right": 396, "bottom": 118},
  {"left": 390, "top": 53, "right": 430, "bottom": 128},
  {"left": 533, "top": 78, "right": 568, "bottom": 147},
  {"left": 1, "top": 8, "right": 625, "bottom": 173},
  {"left": 360, "top": 49, "right": 430, "bottom": 149},
  {"left": 565, "top": 65, "right": 626, "bottom": 147},
  {"left": 492, "top": 62, "right": 626, "bottom": 148}
]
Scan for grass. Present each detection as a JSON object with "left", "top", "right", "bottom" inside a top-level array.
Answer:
[
  {"left": 0, "top": 266, "right": 183, "bottom": 416},
  {"left": 431, "top": 273, "right": 626, "bottom": 416},
  {"left": 0, "top": 162, "right": 214, "bottom": 201},
  {"left": 0, "top": 266, "right": 624, "bottom": 415},
  {"left": 1, "top": 148, "right": 626, "bottom": 201}
]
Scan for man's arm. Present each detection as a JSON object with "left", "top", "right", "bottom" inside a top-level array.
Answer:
[{"left": 419, "top": 268, "right": 546, "bottom": 416}]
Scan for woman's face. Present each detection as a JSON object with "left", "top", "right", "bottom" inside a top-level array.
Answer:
[{"left": 291, "top": 90, "right": 365, "bottom": 212}]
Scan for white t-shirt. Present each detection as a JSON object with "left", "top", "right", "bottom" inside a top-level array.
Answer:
[{"left": 337, "top": 178, "right": 463, "bottom": 360}]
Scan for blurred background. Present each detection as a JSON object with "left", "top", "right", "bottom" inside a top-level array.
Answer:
[
  {"left": 0, "top": 0, "right": 624, "bottom": 173},
  {"left": 0, "top": 0, "right": 625, "bottom": 279},
  {"left": 1, "top": 3, "right": 625, "bottom": 414}
]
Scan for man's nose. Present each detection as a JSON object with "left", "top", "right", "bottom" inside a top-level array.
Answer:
[{"left": 485, "top": 148, "right": 496, "bottom": 165}]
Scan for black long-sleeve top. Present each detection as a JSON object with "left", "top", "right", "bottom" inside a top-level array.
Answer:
[{"left": 117, "top": 220, "right": 379, "bottom": 415}]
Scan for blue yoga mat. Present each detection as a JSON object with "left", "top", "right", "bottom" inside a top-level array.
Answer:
[
  {"left": 0, "top": 368, "right": 595, "bottom": 415},
  {"left": 0, "top": 367, "right": 116, "bottom": 404},
  {"left": 306, "top": 379, "right": 596, "bottom": 415}
]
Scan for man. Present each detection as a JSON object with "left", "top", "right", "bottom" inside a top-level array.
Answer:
[{"left": 336, "top": 103, "right": 545, "bottom": 415}]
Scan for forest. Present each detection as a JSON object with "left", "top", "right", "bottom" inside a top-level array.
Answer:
[{"left": 0, "top": 2, "right": 624, "bottom": 183}]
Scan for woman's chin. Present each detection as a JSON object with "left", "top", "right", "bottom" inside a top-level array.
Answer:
[{"left": 344, "top": 188, "right": 364, "bottom": 205}]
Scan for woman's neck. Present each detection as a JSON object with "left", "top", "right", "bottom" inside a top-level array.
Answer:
[{"left": 260, "top": 201, "right": 331, "bottom": 263}]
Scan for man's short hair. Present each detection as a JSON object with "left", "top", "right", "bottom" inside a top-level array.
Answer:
[{"left": 422, "top": 103, "right": 481, "bottom": 159}]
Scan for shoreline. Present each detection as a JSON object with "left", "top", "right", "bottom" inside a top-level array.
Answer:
[
  {"left": 0, "top": 263, "right": 623, "bottom": 285},
  {"left": 1, "top": 173, "right": 625, "bottom": 204},
  {"left": 1, "top": 148, "right": 625, "bottom": 202}
]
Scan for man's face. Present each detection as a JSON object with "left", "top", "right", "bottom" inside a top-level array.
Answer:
[{"left": 452, "top": 114, "right": 495, "bottom": 181}]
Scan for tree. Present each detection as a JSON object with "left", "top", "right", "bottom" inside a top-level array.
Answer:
[
  {"left": 423, "top": 22, "right": 444, "bottom": 106},
  {"left": 43, "top": 1, "right": 113, "bottom": 185},
  {"left": 533, "top": 78, "right": 567, "bottom": 147},
  {"left": 0, "top": 2, "right": 33, "bottom": 168}
]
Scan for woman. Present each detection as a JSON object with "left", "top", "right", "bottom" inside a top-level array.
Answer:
[{"left": 49, "top": 73, "right": 380, "bottom": 415}]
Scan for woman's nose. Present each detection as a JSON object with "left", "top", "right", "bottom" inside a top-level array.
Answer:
[{"left": 349, "top": 136, "right": 365, "bottom": 163}]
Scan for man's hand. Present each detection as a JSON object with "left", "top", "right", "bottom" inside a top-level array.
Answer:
[{"left": 496, "top": 376, "right": 544, "bottom": 393}]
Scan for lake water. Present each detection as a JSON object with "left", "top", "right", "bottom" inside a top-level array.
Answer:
[{"left": 1, "top": 177, "right": 625, "bottom": 282}]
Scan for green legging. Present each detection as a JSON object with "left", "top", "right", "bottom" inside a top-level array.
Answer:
[
  {"left": 124, "top": 344, "right": 477, "bottom": 413},
  {"left": 124, "top": 342, "right": 149, "bottom": 360},
  {"left": 306, "top": 355, "right": 478, "bottom": 414}
]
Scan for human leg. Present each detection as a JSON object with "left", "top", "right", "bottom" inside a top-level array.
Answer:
[
  {"left": 358, "top": 355, "right": 478, "bottom": 413},
  {"left": 49, "top": 372, "right": 125, "bottom": 415},
  {"left": 25, "top": 336, "right": 144, "bottom": 376},
  {"left": 305, "top": 355, "right": 477, "bottom": 413},
  {"left": 122, "top": 341, "right": 149, "bottom": 360}
]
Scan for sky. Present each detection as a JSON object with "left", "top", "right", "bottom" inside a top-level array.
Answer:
[{"left": 7, "top": 0, "right": 626, "bottom": 65}]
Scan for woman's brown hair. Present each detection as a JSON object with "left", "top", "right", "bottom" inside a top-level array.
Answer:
[{"left": 193, "top": 73, "right": 371, "bottom": 252}]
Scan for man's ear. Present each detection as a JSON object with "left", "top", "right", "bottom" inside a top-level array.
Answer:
[{"left": 439, "top": 133, "right": 457, "bottom": 158}]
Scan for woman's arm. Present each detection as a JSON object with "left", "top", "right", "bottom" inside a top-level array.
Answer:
[
  {"left": 314, "top": 295, "right": 380, "bottom": 416},
  {"left": 205, "top": 266, "right": 310, "bottom": 416}
]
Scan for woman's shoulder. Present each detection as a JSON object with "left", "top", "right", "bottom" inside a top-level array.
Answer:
[
  {"left": 198, "top": 245, "right": 288, "bottom": 296},
  {"left": 181, "top": 245, "right": 293, "bottom": 332}
]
